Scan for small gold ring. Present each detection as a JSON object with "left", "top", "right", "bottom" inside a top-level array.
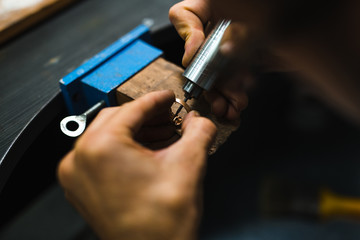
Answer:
[{"left": 175, "top": 98, "right": 191, "bottom": 113}]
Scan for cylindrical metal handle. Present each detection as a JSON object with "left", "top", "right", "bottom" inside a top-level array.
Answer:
[{"left": 182, "top": 20, "right": 231, "bottom": 99}]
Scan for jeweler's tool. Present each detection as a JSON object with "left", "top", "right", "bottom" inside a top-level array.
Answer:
[
  {"left": 174, "top": 19, "right": 231, "bottom": 116},
  {"left": 172, "top": 98, "right": 191, "bottom": 129}
]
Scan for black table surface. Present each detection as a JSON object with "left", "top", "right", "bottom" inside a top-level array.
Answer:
[{"left": 0, "top": 0, "right": 178, "bottom": 161}]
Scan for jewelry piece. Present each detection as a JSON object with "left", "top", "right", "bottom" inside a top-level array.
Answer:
[
  {"left": 175, "top": 98, "right": 191, "bottom": 112},
  {"left": 172, "top": 98, "right": 191, "bottom": 127},
  {"left": 173, "top": 115, "right": 183, "bottom": 126}
]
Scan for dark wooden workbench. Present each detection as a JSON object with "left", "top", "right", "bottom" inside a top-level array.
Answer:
[{"left": 0, "top": 0, "right": 178, "bottom": 177}]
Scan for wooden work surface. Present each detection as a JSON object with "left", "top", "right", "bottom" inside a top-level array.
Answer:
[
  {"left": 0, "top": 0, "right": 79, "bottom": 45},
  {"left": 0, "top": 0, "right": 178, "bottom": 163}
]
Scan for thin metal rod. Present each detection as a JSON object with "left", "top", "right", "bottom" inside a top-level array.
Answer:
[{"left": 174, "top": 97, "right": 189, "bottom": 116}]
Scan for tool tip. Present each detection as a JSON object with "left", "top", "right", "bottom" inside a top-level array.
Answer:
[{"left": 174, "top": 105, "right": 183, "bottom": 117}]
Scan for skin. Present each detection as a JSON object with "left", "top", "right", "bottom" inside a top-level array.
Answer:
[
  {"left": 169, "top": 0, "right": 360, "bottom": 123},
  {"left": 169, "top": 0, "right": 250, "bottom": 120},
  {"left": 58, "top": 90, "right": 216, "bottom": 240}
]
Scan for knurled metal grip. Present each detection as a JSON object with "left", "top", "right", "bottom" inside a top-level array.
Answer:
[{"left": 182, "top": 20, "right": 231, "bottom": 99}]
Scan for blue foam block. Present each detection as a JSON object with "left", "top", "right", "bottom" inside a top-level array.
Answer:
[
  {"left": 81, "top": 40, "right": 162, "bottom": 107},
  {"left": 59, "top": 24, "right": 162, "bottom": 114}
]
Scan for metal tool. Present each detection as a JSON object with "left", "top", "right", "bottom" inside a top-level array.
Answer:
[
  {"left": 174, "top": 19, "right": 231, "bottom": 116},
  {"left": 60, "top": 100, "right": 106, "bottom": 137},
  {"left": 172, "top": 98, "right": 191, "bottom": 126}
]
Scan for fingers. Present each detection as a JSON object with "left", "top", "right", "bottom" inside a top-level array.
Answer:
[
  {"left": 182, "top": 29, "right": 205, "bottom": 67},
  {"left": 220, "top": 23, "right": 248, "bottom": 58},
  {"left": 57, "top": 151, "right": 74, "bottom": 189},
  {"left": 221, "top": 89, "right": 248, "bottom": 120},
  {"left": 79, "top": 90, "right": 174, "bottom": 144},
  {"left": 205, "top": 88, "right": 248, "bottom": 120},
  {"left": 169, "top": 0, "right": 211, "bottom": 66},
  {"left": 173, "top": 111, "right": 217, "bottom": 161},
  {"left": 57, "top": 151, "right": 82, "bottom": 197},
  {"left": 57, "top": 152, "right": 93, "bottom": 225},
  {"left": 111, "top": 90, "right": 175, "bottom": 136},
  {"left": 142, "top": 109, "right": 172, "bottom": 126},
  {"left": 135, "top": 107, "right": 176, "bottom": 144},
  {"left": 204, "top": 91, "right": 227, "bottom": 117},
  {"left": 135, "top": 125, "right": 176, "bottom": 143}
]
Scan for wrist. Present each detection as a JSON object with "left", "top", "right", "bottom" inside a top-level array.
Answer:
[{"left": 94, "top": 196, "right": 199, "bottom": 240}]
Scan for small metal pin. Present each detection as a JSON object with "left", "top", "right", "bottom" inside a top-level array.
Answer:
[
  {"left": 172, "top": 98, "right": 191, "bottom": 128},
  {"left": 60, "top": 101, "right": 106, "bottom": 137},
  {"left": 174, "top": 97, "right": 189, "bottom": 117}
]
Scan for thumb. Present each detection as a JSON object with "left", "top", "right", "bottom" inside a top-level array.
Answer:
[
  {"left": 169, "top": 1, "right": 211, "bottom": 66},
  {"left": 162, "top": 111, "right": 216, "bottom": 185}
]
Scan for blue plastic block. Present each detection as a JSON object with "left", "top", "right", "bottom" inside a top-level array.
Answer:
[
  {"left": 81, "top": 40, "right": 162, "bottom": 107},
  {"left": 59, "top": 24, "right": 161, "bottom": 114}
]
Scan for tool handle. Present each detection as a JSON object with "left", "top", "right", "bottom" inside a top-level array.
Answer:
[{"left": 183, "top": 20, "right": 231, "bottom": 93}]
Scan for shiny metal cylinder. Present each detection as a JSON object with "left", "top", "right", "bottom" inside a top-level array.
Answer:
[{"left": 183, "top": 19, "right": 231, "bottom": 99}]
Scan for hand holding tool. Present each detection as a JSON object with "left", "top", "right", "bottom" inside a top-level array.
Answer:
[{"left": 174, "top": 19, "right": 231, "bottom": 116}]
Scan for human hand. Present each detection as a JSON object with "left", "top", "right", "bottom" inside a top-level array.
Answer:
[
  {"left": 57, "top": 90, "right": 216, "bottom": 240},
  {"left": 169, "top": 1, "right": 250, "bottom": 120},
  {"left": 169, "top": 0, "right": 211, "bottom": 68}
]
